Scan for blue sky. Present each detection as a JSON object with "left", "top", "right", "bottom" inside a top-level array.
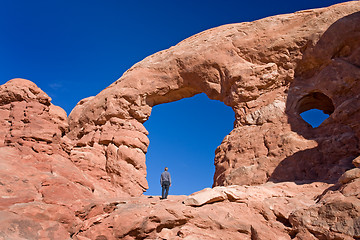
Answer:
[
  {"left": 144, "top": 93, "right": 234, "bottom": 195},
  {"left": 0, "top": 0, "right": 345, "bottom": 195}
]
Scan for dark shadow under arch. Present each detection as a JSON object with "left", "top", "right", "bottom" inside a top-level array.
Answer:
[
  {"left": 297, "top": 92, "right": 334, "bottom": 128},
  {"left": 296, "top": 92, "right": 334, "bottom": 115}
]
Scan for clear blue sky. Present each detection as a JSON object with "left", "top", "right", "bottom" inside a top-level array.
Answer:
[{"left": 0, "top": 0, "right": 345, "bottom": 195}]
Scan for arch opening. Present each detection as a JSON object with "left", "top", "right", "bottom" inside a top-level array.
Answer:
[
  {"left": 143, "top": 93, "right": 234, "bottom": 196},
  {"left": 300, "top": 109, "right": 330, "bottom": 128},
  {"left": 297, "top": 92, "right": 334, "bottom": 128}
]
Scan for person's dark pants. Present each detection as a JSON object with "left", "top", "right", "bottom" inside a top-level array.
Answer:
[{"left": 161, "top": 181, "right": 170, "bottom": 199}]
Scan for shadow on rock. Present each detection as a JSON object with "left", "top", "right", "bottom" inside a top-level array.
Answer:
[{"left": 270, "top": 11, "right": 360, "bottom": 184}]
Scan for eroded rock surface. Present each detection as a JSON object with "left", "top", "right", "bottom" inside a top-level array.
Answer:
[
  {"left": 1, "top": 1, "right": 360, "bottom": 239},
  {"left": 65, "top": 1, "right": 360, "bottom": 195}
]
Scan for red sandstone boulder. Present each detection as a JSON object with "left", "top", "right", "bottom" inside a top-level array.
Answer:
[
  {"left": 0, "top": 78, "right": 67, "bottom": 147},
  {"left": 183, "top": 187, "right": 227, "bottom": 206},
  {"left": 339, "top": 168, "right": 360, "bottom": 184},
  {"left": 353, "top": 156, "right": 360, "bottom": 168}
]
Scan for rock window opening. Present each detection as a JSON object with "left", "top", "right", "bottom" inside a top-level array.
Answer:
[
  {"left": 297, "top": 92, "right": 334, "bottom": 128},
  {"left": 300, "top": 109, "right": 330, "bottom": 128},
  {"left": 143, "top": 93, "right": 234, "bottom": 196}
]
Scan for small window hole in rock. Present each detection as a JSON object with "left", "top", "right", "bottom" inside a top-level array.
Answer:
[
  {"left": 143, "top": 93, "right": 234, "bottom": 196},
  {"left": 297, "top": 92, "right": 334, "bottom": 128},
  {"left": 300, "top": 109, "right": 330, "bottom": 128}
]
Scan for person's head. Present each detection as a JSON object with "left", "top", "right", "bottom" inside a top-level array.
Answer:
[{"left": 164, "top": 167, "right": 168, "bottom": 171}]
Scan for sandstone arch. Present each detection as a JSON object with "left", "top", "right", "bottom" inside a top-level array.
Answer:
[
  {"left": 67, "top": 2, "right": 360, "bottom": 196},
  {"left": 296, "top": 92, "right": 334, "bottom": 116},
  {"left": 144, "top": 92, "right": 234, "bottom": 195},
  {"left": 2, "top": 3, "right": 360, "bottom": 239}
]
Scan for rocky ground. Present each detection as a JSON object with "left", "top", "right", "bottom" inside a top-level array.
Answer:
[
  {"left": 1, "top": 1, "right": 360, "bottom": 239},
  {"left": 1, "top": 151, "right": 359, "bottom": 240}
]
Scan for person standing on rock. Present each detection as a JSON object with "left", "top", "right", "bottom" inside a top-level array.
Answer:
[{"left": 160, "top": 167, "right": 171, "bottom": 199}]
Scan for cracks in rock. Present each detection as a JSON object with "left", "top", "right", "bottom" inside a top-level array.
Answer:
[
  {"left": 275, "top": 214, "right": 292, "bottom": 228},
  {"left": 125, "top": 227, "right": 145, "bottom": 240},
  {"left": 73, "top": 180, "right": 94, "bottom": 193},
  {"left": 314, "top": 183, "right": 340, "bottom": 203},
  {"left": 308, "top": 228, "right": 326, "bottom": 239},
  {"left": 335, "top": 57, "right": 360, "bottom": 70},
  {"left": 288, "top": 229, "right": 299, "bottom": 239},
  {"left": 263, "top": 131, "right": 271, "bottom": 157},
  {"left": 155, "top": 219, "right": 188, "bottom": 234},
  {"left": 117, "top": 208, "right": 190, "bottom": 239},
  {"left": 72, "top": 202, "right": 122, "bottom": 238},
  {"left": 164, "top": 208, "right": 182, "bottom": 219},
  {"left": 250, "top": 226, "right": 259, "bottom": 240},
  {"left": 29, "top": 136, "right": 52, "bottom": 144},
  {"left": 75, "top": 202, "right": 120, "bottom": 221},
  {"left": 73, "top": 212, "right": 113, "bottom": 238}
]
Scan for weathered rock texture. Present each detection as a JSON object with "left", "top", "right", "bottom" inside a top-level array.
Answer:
[
  {"left": 65, "top": 1, "right": 360, "bottom": 194},
  {"left": 1, "top": 1, "right": 360, "bottom": 239}
]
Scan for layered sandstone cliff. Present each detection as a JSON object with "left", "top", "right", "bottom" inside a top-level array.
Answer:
[{"left": 0, "top": 1, "right": 360, "bottom": 239}]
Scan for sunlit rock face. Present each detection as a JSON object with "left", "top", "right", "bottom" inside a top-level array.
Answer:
[
  {"left": 1, "top": 2, "right": 360, "bottom": 239},
  {"left": 66, "top": 2, "right": 360, "bottom": 193}
]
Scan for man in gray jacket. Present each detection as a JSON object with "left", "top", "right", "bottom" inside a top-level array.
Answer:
[{"left": 160, "top": 167, "right": 171, "bottom": 199}]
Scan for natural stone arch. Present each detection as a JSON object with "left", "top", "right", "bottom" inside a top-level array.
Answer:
[
  {"left": 144, "top": 92, "right": 234, "bottom": 195},
  {"left": 296, "top": 92, "right": 334, "bottom": 127},
  {"left": 296, "top": 92, "right": 335, "bottom": 115},
  {"left": 66, "top": 3, "right": 360, "bottom": 196}
]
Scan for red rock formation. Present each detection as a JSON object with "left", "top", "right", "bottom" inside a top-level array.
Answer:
[
  {"left": 65, "top": 1, "right": 360, "bottom": 195},
  {"left": 0, "top": 2, "right": 360, "bottom": 239}
]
